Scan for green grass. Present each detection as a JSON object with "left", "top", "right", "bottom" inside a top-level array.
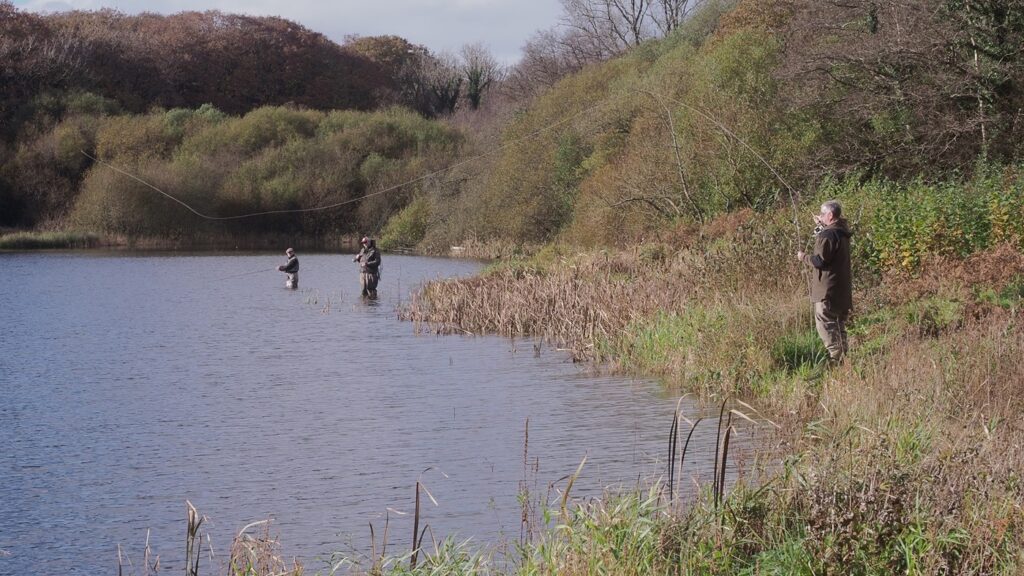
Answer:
[
  {"left": 906, "top": 297, "right": 964, "bottom": 337},
  {"left": 770, "top": 329, "right": 828, "bottom": 372},
  {"left": 977, "top": 275, "right": 1024, "bottom": 309}
]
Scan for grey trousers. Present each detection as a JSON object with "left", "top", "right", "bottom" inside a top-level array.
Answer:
[
  {"left": 285, "top": 273, "right": 298, "bottom": 289},
  {"left": 360, "top": 271, "right": 379, "bottom": 296},
  {"left": 814, "top": 301, "right": 849, "bottom": 361}
]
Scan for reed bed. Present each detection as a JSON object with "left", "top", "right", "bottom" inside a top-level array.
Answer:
[
  {"left": 402, "top": 217, "right": 812, "bottom": 401},
  {"left": 0, "top": 230, "right": 101, "bottom": 249}
]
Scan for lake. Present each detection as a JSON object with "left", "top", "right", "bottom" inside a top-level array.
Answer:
[{"left": 0, "top": 252, "right": 752, "bottom": 574}]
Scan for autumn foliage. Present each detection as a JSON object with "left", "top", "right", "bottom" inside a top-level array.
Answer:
[{"left": 5, "top": 7, "right": 388, "bottom": 116}]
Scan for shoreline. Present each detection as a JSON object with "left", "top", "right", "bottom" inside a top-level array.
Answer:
[{"left": 395, "top": 222, "right": 1024, "bottom": 573}]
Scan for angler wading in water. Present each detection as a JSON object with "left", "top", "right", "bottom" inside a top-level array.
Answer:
[
  {"left": 797, "top": 200, "right": 853, "bottom": 363},
  {"left": 278, "top": 248, "right": 299, "bottom": 289},
  {"left": 353, "top": 237, "right": 381, "bottom": 298}
]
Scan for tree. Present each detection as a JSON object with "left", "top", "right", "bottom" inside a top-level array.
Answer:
[
  {"left": 505, "top": 28, "right": 594, "bottom": 99},
  {"left": 944, "top": 0, "right": 1024, "bottom": 156},
  {"left": 0, "top": 2, "right": 83, "bottom": 135},
  {"left": 559, "top": 0, "right": 655, "bottom": 57},
  {"left": 424, "top": 52, "right": 462, "bottom": 115},
  {"left": 651, "top": 0, "right": 708, "bottom": 35},
  {"left": 768, "top": 0, "right": 1024, "bottom": 176},
  {"left": 460, "top": 43, "right": 502, "bottom": 110},
  {"left": 344, "top": 34, "right": 437, "bottom": 114}
]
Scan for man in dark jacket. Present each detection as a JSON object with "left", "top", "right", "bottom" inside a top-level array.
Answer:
[
  {"left": 797, "top": 200, "right": 852, "bottom": 362},
  {"left": 353, "top": 236, "right": 381, "bottom": 298},
  {"left": 278, "top": 247, "right": 299, "bottom": 289}
]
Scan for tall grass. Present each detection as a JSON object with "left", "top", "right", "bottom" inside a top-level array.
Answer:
[{"left": 0, "top": 230, "right": 100, "bottom": 249}]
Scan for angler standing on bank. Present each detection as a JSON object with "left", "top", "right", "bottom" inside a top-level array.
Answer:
[
  {"left": 353, "top": 236, "right": 381, "bottom": 298},
  {"left": 797, "top": 200, "right": 852, "bottom": 363},
  {"left": 278, "top": 247, "right": 299, "bottom": 289}
]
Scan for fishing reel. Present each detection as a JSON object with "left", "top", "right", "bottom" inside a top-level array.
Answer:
[{"left": 812, "top": 223, "right": 824, "bottom": 237}]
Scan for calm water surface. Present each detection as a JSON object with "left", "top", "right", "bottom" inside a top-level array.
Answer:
[{"left": 0, "top": 252, "right": 751, "bottom": 574}]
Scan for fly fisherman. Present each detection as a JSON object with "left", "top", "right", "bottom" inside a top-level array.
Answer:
[
  {"left": 353, "top": 236, "right": 381, "bottom": 298},
  {"left": 278, "top": 247, "right": 299, "bottom": 289},
  {"left": 797, "top": 200, "right": 853, "bottom": 363}
]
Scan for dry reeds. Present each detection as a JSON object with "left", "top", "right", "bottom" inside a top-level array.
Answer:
[
  {"left": 185, "top": 501, "right": 204, "bottom": 576},
  {"left": 402, "top": 235, "right": 805, "bottom": 400},
  {"left": 228, "top": 519, "right": 301, "bottom": 576}
]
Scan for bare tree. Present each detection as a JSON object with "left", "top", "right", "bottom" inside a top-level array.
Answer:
[
  {"left": 424, "top": 52, "right": 462, "bottom": 115},
  {"left": 505, "top": 28, "right": 589, "bottom": 99},
  {"left": 651, "top": 0, "right": 707, "bottom": 35},
  {"left": 504, "top": 0, "right": 724, "bottom": 100},
  {"left": 560, "top": 0, "right": 654, "bottom": 57},
  {"left": 460, "top": 42, "right": 503, "bottom": 110}
]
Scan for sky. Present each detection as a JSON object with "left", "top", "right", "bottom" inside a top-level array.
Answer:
[{"left": 11, "top": 0, "right": 563, "bottom": 64}]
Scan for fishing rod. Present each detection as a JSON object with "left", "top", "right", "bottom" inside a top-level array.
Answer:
[
  {"left": 634, "top": 89, "right": 804, "bottom": 244},
  {"left": 216, "top": 267, "right": 278, "bottom": 281}
]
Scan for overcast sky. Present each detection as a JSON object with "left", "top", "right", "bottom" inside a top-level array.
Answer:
[{"left": 11, "top": 0, "right": 563, "bottom": 64}]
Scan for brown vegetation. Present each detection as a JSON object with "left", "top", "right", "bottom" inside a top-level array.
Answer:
[{"left": 884, "top": 243, "right": 1024, "bottom": 303}]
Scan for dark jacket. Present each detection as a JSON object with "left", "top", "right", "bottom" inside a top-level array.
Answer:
[
  {"left": 355, "top": 241, "right": 381, "bottom": 273},
  {"left": 281, "top": 255, "right": 299, "bottom": 274},
  {"left": 803, "top": 218, "right": 852, "bottom": 312}
]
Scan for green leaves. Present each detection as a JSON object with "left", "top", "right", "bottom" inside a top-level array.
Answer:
[{"left": 830, "top": 167, "right": 1024, "bottom": 273}]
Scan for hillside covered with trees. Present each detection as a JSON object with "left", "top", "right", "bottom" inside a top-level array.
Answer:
[{"left": 0, "top": 1, "right": 500, "bottom": 238}]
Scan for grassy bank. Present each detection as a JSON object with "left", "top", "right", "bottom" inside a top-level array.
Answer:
[
  {"left": 0, "top": 229, "right": 372, "bottom": 252},
  {"left": 392, "top": 178, "right": 1024, "bottom": 573},
  {"left": 0, "top": 230, "right": 101, "bottom": 249},
  {"left": 392, "top": 264, "right": 1024, "bottom": 574}
]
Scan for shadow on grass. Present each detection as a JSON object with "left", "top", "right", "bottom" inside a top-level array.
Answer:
[{"left": 772, "top": 329, "right": 829, "bottom": 374}]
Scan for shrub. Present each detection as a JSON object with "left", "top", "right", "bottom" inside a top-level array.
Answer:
[
  {"left": 0, "top": 230, "right": 100, "bottom": 249},
  {"left": 6, "top": 115, "right": 100, "bottom": 224},
  {"left": 832, "top": 166, "right": 1024, "bottom": 273},
  {"left": 178, "top": 106, "right": 320, "bottom": 159},
  {"left": 95, "top": 113, "right": 181, "bottom": 162},
  {"left": 906, "top": 297, "right": 963, "bottom": 338},
  {"left": 379, "top": 196, "right": 430, "bottom": 250},
  {"left": 71, "top": 158, "right": 217, "bottom": 238}
]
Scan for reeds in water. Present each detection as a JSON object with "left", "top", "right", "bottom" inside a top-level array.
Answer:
[{"left": 0, "top": 230, "right": 101, "bottom": 249}]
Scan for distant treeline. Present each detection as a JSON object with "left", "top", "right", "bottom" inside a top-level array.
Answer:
[
  {"left": 0, "top": 5, "right": 384, "bottom": 123},
  {"left": 0, "top": 2, "right": 490, "bottom": 123}
]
